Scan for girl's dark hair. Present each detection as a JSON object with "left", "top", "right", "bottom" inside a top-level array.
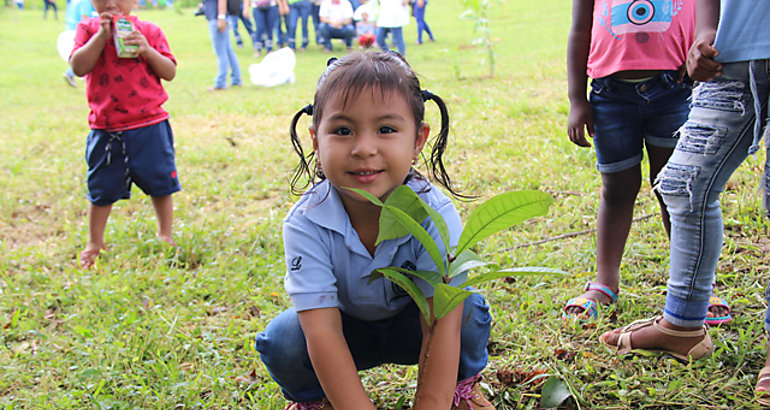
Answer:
[{"left": 289, "top": 51, "right": 468, "bottom": 199}]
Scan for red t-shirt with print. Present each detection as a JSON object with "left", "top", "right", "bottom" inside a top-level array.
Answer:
[{"left": 72, "top": 17, "right": 176, "bottom": 131}]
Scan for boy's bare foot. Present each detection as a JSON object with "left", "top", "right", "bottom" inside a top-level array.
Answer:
[
  {"left": 601, "top": 317, "right": 710, "bottom": 360},
  {"left": 80, "top": 243, "right": 107, "bottom": 269},
  {"left": 157, "top": 234, "right": 177, "bottom": 247}
]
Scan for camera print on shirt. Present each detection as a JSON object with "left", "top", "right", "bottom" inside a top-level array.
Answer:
[{"left": 597, "top": 0, "right": 684, "bottom": 41}]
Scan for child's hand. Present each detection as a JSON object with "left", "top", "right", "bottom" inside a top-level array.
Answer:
[
  {"left": 687, "top": 33, "right": 721, "bottom": 82},
  {"left": 124, "top": 30, "right": 151, "bottom": 56},
  {"left": 567, "top": 99, "right": 594, "bottom": 148},
  {"left": 97, "top": 12, "right": 114, "bottom": 39}
]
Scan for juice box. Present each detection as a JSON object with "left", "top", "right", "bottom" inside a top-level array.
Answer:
[{"left": 112, "top": 15, "right": 138, "bottom": 58}]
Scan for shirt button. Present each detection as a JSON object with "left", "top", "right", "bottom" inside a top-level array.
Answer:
[{"left": 639, "top": 84, "right": 649, "bottom": 92}]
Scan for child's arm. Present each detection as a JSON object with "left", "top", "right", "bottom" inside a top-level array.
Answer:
[
  {"left": 413, "top": 299, "right": 463, "bottom": 409},
  {"left": 687, "top": 0, "right": 721, "bottom": 82},
  {"left": 297, "top": 308, "right": 377, "bottom": 410},
  {"left": 277, "top": 0, "right": 289, "bottom": 16},
  {"left": 566, "top": 0, "right": 593, "bottom": 148},
  {"left": 124, "top": 30, "right": 176, "bottom": 81},
  {"left": 70, "top": 12, "right": 112, "bottom": 77}
]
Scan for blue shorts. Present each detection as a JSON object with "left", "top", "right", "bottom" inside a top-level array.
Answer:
[
  {"left": 85, "top": 120, "right": 181, "bottom": 206},
  {"left": 589, "top": 70, "right": 692, "bottom": 173}
]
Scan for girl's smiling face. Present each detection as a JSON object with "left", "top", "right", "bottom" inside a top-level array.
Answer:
[{"left": 312, "top": 87, "right": 429, "bottom": 209}]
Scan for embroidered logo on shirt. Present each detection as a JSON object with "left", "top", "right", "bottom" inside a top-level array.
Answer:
[
  {"left": 290, "top": 256, "right": 302, "bottom": 271},
  {"left": 391, "top": 260, "right": 416, "bottom": 298}
]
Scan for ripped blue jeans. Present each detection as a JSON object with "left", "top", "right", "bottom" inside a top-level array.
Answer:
[{"left": 656, "top": 60, "right": 770, "bottom": 328}]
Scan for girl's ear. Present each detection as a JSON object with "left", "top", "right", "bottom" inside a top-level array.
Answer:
[
  {"left": 414, "top": 122, "right": 430, "bottom": 156},
  {"left": 309, "top": 125, "right": 318, "bottom": 152}
]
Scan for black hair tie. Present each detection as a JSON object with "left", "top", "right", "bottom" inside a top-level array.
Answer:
[
  {"left": 302, "top": 104, "right": 313, "bottom": 116},
  {"left": 421, "top": 89, "right": 434, "bottom": 102}
]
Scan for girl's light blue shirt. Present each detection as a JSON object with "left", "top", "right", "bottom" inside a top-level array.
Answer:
[
  {"left": 713, "top": 1, "right": 770, "bottom": 63},
  {"left": 282, "top": 178, "right": 466, "bottom": 321}
]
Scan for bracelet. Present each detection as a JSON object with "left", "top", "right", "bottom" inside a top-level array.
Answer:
[{"left": 217, "top": 14, "right": 226, "bottom": 19}]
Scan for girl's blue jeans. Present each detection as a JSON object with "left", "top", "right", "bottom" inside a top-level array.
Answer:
[
  {"left": 377, "top": 26, "right": 405, "bottom": 56},
  {"left": 288, "top": 0, "right": 311, "bottom": 49},
  {"left": 208, "top": 18, "right": 241, "bottom": 89},
  {"left": 256, "top": 292, "right": 491, "bottom": 403},
  {"left": 414, "top": 0, "right": 433, "bottom": 43},
  {"left": 253, "top": 6, "right": 279, "bottom": 51},
  {"left": 656, "top": 60, "right": 770, "bottom": 328}
]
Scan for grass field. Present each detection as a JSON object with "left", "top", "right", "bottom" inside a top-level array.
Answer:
[{"left": 2, "top": 1, "right": 770, "bottom": 408}]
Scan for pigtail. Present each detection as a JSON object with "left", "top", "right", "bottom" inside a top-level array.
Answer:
[
  {"left": 289, "top": 104, "right": 316, "bottom": 196},
  {"left": 422, "top": 90, "right": 475, "bottom": 200}
]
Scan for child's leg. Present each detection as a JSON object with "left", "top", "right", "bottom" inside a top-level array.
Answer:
[
  {"left": 758, "top": 285, "right": 770, "bottom": 402},
  {"left": 646, "top": 145, "right": 674, "bottom": 236},
  {"left": 565, "top": 166, "right": 640, "bottom": 316},
  {"left": 256, "top": 309, "right": 339, "bottom": 403},
  {"left": 151, "top": 195, "right": 175, "bottom": 246},
  {"left": 81, "top": 203, "right": 112, "bottom": 269}
]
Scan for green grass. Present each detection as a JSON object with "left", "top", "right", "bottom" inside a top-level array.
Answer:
[{"left": 1, "top": 0, "right": 769, "bottom": 408}]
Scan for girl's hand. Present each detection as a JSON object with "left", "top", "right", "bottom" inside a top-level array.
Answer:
[
  {"left": 567, "top": 99, "right": 594, "bottom": 148},
  {"left": 124, "top": 30, "right": 151, "bottom": 56},
  {"left": 97, "top": 12, "right": 113, "bottom": 39},
  {"left": 687, "top": 32, "right": 721, "bottom": 82}
]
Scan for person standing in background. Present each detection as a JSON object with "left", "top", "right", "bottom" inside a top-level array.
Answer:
[
  {"left": 413, "top": 0, "right": 433, "bottom": 45},
  {"left": 376, "top": 0, "right": 409, "bottom": 56},
  {"left": 62, "top": 0, "right": 95, "bottom": 87},
  {"left": 204, "top": 0, "right": 242, "bottom": 90}
]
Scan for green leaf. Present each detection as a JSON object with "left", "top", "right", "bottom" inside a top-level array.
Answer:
[
  {"left": 347, "top": 187, "right": 449, "bottom": 274},
  {"left": 371, "top": 268, "right": 431, "bottom": 321},
  {"left": 378, "top": 206, "right": 446, "bottom": 274},
  {"left": 432, "top": 284, "right": 473, "bottom": 319},
  {"left": 369, "top": 266, "right": 442, "bottom": 286},
  {"left": 378, "top": 185, "right": 430, "bottom": 242},
  {"left": 378, "top": 186, "right": 451, "bottom": 254},
  {"left": 344, "top": 187, "right": 384, "bottom": 207},
  {"left": 462, "top": 267, "right": 565, "bottom": 288},
  {"left": 540, "top": 376, "right": 572, "bottom": 408},
  {"left": 416, "top": 197, "right": 451, "bottom": 255},
  {"left": 448, "top": 249, "right": 491, "bottom": 278},
  {"left": 456, "top": 191, "right": 553, "bottom": 255}
]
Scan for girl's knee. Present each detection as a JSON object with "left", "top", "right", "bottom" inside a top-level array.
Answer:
[
  {"left": 462, "top": 293, "right": 492, "bottom": 332},
  {"left": 256, "top": 309, "right": 307, "bottom": 365}
]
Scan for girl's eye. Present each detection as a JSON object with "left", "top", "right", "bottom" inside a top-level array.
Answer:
[
  {"left": 379, "top": 126, "right": 396, "bottom": 134},
  {"left": 333, "top": 127, "right": 352, "bottom": 136}
]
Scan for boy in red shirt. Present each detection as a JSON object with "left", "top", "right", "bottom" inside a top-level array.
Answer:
[{"left": 70, "top": 0, "right": 179, "bottom": 269}]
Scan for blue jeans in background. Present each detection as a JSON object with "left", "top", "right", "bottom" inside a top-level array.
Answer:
[
  {"left": 413, "top": 0, "right": 433, "bottom": 43},
  {"left": 208, "top": 18, "right": 241, "bottom": 89},
  {"left": 656, "top": 60, "right": 770, "bottom": 328},
  {"left": 288, "top": 0, "right": 311, "bottom": 50},
  {"left": 377, "top": 26, "right": 405, "bottom": 56},
  {"left": 311, "top": 2, "right": 321, "bottom": 45},
  {"left": 231, "top": 8, "right": 255, "bottom": 48},
  {"left": 277, "top": 12, "right": 289, "bottom": 47},
  {"left": 253, "top": 5, "right": 279, "bottom": 51},
  {"left": 318, "top": 23, "right": 354, "bottom": 51},
  {"left": 256, "top": 292, "right": 491, "bottom": 403}
]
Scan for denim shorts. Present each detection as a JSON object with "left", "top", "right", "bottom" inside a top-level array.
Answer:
[
  {"left": 85, "top": 120, "right": 181, "bottom": 206},
  {"left": 589, "top": 70, "right": 692, "bottom": 173}
]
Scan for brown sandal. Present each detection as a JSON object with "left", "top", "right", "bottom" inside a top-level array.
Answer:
[
  {"left": 601, "top": 316, "right": 713, "bottom": 363},
  {"left": 756, "top": 367, "right": 770, "bottom": 406}
]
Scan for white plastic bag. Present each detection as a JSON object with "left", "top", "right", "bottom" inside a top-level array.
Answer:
[
  {"left": 249, "top": 47, "right": 296, "bottom": 87},
  {"left": 57, "top": 29, "right": 76, "bottom": 62}
]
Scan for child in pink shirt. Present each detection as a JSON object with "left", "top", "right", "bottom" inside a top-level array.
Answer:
[{"left": 562, "top": 0, "right": 729, "bottom": 324}]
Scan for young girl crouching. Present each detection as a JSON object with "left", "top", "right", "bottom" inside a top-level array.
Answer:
[{"left": 256, "top": 52, "right": 495, "bottom": 410}]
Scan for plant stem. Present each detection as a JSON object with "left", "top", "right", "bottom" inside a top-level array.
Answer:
[{"left": 414, "top": 318, "right": 437, "bottom": 406}]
